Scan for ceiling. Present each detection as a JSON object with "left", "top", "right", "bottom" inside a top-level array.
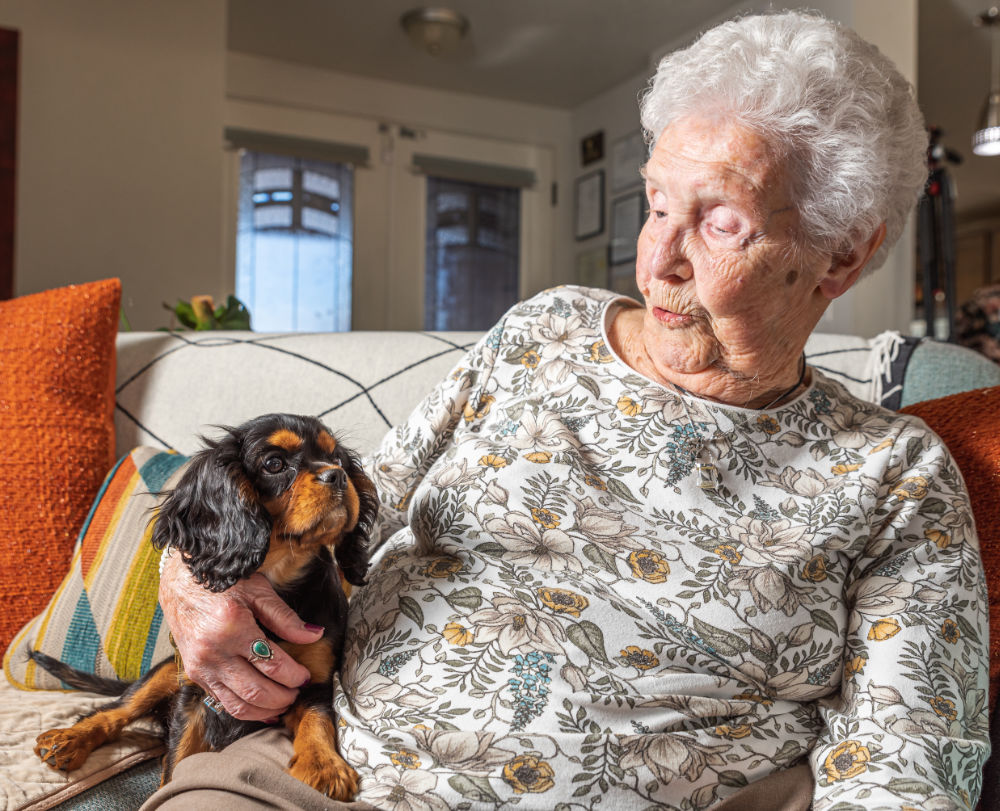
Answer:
[
  {"left": 228, "top": 0, "right": 1000, "bottom": 222},
  {"left": 227, "top": 0, "right": 738, "bottom": 109}
]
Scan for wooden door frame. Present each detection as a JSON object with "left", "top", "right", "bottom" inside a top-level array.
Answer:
[{"left": 0, "top": 27, "right": 17, "bottom": 300}]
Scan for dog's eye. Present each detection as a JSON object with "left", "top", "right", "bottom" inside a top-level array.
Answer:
[{"left": 263, "top": 456, "right": 286, "bottom": 474}]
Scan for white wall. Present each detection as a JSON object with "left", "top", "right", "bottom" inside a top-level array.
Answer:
[
  {"left": 568, "top": 0, "right": 920, "bottom": 338},
  {"left": 0, "top": 0, "right": 226, "bottom": 330}
]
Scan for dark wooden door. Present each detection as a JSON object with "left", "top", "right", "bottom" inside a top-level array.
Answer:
[{"left": 0, "top": 27, "right": 17, "bottom": 300}]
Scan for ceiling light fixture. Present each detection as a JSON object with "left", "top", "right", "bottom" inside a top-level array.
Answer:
[
  {"left": 400, "top": 7, "right": 469, "bottom": 57},
  {"left": 973, "top": 7, "right": 1000, "bottom": 156}
]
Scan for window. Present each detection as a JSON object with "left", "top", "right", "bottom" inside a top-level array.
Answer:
[
  {"left": 424, "top": 177, "right": 520, "bottom": 331},
  {"left": 236, "top": 151, "right": 353, "bottom": 331}
]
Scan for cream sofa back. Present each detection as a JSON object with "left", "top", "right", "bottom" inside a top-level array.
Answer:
[{"left": 114, "top": 330, "right": 1000, "bottom": 461}]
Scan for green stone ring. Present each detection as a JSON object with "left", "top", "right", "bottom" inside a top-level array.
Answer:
[{"left": 249, "top": 638, "right": 274, "bottom": 663}]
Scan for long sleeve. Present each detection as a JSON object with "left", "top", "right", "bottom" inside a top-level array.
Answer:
[
  {"left": 810, "top": 420, "right": 990, "bottom": 809},
  {"left": 366, "top": 324, "right": 503, "bottom": 548}
]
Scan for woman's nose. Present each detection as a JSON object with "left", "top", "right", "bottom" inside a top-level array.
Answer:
[{"left": 646, "top": 221, "right": 693, "bottom": 281}]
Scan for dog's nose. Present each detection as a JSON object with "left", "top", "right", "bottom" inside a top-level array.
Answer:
[{"left": 317, "top": 466, "right": 347, "bottom": 488}]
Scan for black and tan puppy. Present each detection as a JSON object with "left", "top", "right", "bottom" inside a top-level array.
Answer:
[{"left": 32, "top": 413, "right": 377, "bottom": 800}]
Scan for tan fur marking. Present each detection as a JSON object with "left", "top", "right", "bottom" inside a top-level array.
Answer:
[
  {"left": 171, "top": 704, "right": 210, "bottom": 769},
  {"left": 285, "top": 706, "right": 358, "bottom": 800},
  {"left": 278, "top": 639, "right": 336, "bottom": 684},
  {"left": 317, "top": 431, "right": 338, "bottom": 454},
  {"left": 35, "top": 661, "right": 179, "bottom": 772},
  {"left": 268, "top": 429, "right": 304, "bottom": 451}
]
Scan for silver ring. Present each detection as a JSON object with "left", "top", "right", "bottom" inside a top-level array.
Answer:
[
  {"left": 248, "top": 638, "right": 274, "bottom": 663},
  {"left": 203, "top": 694, "right": 223, "bottom": 714}
]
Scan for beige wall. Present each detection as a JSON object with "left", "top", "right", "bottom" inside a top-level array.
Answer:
[
  {"left": 0, "top": 0, "right": 226, "bottom": 330},
  {"left": 1, "top": 0, "right": 917, "bottom": 335}
]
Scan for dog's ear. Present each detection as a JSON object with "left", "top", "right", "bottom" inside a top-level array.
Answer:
[
  {"left": 151, "top": 432, "right": 271, "bottom": 592},
  {"left": 335, "top": 455, "right": 379, "bottom": 587}
]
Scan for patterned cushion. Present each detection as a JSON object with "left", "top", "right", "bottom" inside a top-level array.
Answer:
[
  {"left": 4, "top": 447, "right": 188, "bottom": 690},
  {"left": 0, "top": 279, "right": 121, "bottom": 652}
]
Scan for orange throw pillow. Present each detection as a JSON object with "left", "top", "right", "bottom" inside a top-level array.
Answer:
[
  {"left": 0, "top": 279, "right": 120, "bottom": 651},
  {"left": 901, "top": 386, "right": 1000, "bottom": 708}
]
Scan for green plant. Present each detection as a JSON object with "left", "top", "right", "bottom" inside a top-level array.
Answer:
[{"left": 163, "top": 294, "right": 251, "bottom": 331}]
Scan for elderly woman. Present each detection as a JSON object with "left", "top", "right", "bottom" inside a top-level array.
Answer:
[{"left": 152, "top": 10, "right": 988, "bottom": 811}]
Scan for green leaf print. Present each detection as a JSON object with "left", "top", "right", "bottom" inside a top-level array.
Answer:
[
  {"left": 567, "top": 620, "right": 611, "bottom": 665},
  {"left": 448, "top": 774, "right": 502, "bottom": 803},
  {"left": 691, "top": 616, "right": 750, "bottom": 656},
  {"left": 398, "top": 596, "right": 424, "bottom": 628},
  {"left": 810, "top": 608, "right": 839, "bottom": 634},
  {"left": 445, "top": 587, "right": 484, "bottom": 611}
]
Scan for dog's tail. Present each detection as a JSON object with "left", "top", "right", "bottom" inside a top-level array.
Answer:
[{"left": 28, "top": 651, "right": 130, "bottom": 695}]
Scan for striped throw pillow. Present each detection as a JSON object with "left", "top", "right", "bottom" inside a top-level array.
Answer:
[{"left": 3, "top": 447, "right": 190, "bottom": 690}]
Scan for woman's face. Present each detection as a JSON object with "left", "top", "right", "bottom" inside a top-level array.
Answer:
[{"left": 635, "top": 115, "right": 833, "bottom": 379}]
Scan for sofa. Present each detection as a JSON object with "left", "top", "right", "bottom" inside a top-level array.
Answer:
[{"left": 2, "top": 280, "right": 1000, "bottom": 810}]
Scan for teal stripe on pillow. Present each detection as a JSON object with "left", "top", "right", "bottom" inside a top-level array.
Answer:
[
  {"left": 139, "top": 452, "right": 188, "bottom": 494},
  {"left": 61, "top": 590, "right": 101, "bottom": 680},
  {"left": 141, "top": 604, "right": 165, "bottom": 674}
]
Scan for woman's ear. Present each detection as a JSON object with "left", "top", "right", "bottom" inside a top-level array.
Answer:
[{"left": 818, "top": 222, "right": 887, "bottom": 300}]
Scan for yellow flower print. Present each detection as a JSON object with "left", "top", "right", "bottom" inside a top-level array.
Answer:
[
  {"left": 422, "top": 557, "right": 462, "bottom": 578},
  {"left": 867, "top": 617, "right": 901, "bottom": 641},
  {"left": 588, "top": 340, "right": 613, "bottom": 363},
  {"left": 620, "top": 646, "right": 659, "bottom": 671},
  {"left": 530, "top": 507, "right": 561, "bottom": 529},
  {"left": 824, "top": 740, "right": 871, "bottom": 781},
  {"left": 756, "top": 414, "right": 780, "bottom": 435},
  {"left": 930, "top": 695, "right": 958, "bottom": 720},
  {"left": 941, "top": 619, "right": 961, "bottom": 644},
  {"left": 868, "top": 438, "right": 893, "bottom": 455},
  {"left": 802, "top": 554, "right": 828, "bottom": 582},
  {"left": 521, "top": 350, "right": 541, "bottom": 369},
  {"left": 844, "top": 656, "right": 867, "bottom": 679},
  {"left": 525, "top": 451, "right": 552, "bottom": 463},
  {"left": 715, "top": 723, "right": 752, "bottom": 739},
  {"left": 502, "top": 755, "right": 555, "bottom": 794},
  {"left": 442, "top": 622, "right": 474, "bottom": 646},
  {"left": 450, "top": 366, "right": 466, "bottom": 381},
  {"left": 891, "top": 475, "right": 929, "bottom": 500},
  {"left": 617, "top": 395, "right": 642, "bottom": 416},
  {"left": 925, "top": 529, "right": 951, "bottom": 549},
  {"left": 479, "top": 454, "right": 508, "bottom": 468},
  {"left": 714, "top": 545, "right": 742, "bottom": 565},
  {"left": 463, "top": 394, "right": 495, "bottom": 423},
  {"left": 390, "top": 749, "right": 422, "bottom": 770},
  {"left": 628, "top": 549, "right": 670, "bottom": 583},
  {"left": 538, "top": 587, "right": 589, "bottom": 617},
  {"left": 831, "top": 463, "right": 863, "bottom": 475},
  {"left": 584, "top": 473, "right": 607, "bottom": 490}
]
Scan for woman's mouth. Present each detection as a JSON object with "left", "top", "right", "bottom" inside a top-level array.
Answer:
[{"left": 652, "top": 306, "right": 692, "bottom": 325}]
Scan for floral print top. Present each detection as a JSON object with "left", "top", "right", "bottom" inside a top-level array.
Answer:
[{"left": 333, "top": 286, "right": 989, "bottom": 810}]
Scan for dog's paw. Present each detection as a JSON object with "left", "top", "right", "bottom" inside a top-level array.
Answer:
[
  {"left": 34, "top": 728, "right": 95, "bottom": 772},
  {"left": 287, "top": 748, "right": 359, "bottom": 801}
]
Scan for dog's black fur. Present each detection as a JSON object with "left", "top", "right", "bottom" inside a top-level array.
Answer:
[{"left": 32, "top": 413, "right": 377, "bottom": 800}]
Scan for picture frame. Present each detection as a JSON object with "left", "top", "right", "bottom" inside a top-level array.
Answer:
[
  {"left": 580, "top": 130, "right": 604, "bottom": 166},
  {"left": 575, "top": 246, "right": 609, "bottom": 289},
  {"left": 574, "top": 170, "right": 604, "bottom": 241},
  {"left": 611, "top": 130, "right": 645, "bottom": 193},
  {"left": 609, "top": 191, "right": 643, "bottom": 265}
]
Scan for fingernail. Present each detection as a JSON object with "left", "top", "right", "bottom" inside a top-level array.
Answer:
[
  {"left": 305, "top": 623, "right": 324, "bottom": 633},
  {"left": 300, "top": 677, "right": 312, "bottom": 687}
]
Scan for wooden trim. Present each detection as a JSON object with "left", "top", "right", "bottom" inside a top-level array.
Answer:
[{"left": 0, "top": 27, "right": 17, "bottom": 300}]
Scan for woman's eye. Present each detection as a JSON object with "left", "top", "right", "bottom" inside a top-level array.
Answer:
[{"left": 263, "top": 456, "right": 286, "bottom": 474}]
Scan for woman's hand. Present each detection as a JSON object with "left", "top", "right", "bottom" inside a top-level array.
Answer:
[{"left": 158, "top": 551, "right": 324, "bottom": 721}]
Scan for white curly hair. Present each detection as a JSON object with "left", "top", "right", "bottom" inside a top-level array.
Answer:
[{"left": 639, "top": 10, "right": 927, "bottom": 274}]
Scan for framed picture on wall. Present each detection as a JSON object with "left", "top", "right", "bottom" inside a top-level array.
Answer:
[
  {"left": 611, "top": 130, "right": 645, "bottom": 193},
  {"left": 575, "top": 246, "right": 609, "bottom": 289},
  {"left": 574, "top": 170, "right": 604, "bottom": 241},
  {"left": 609, "top": 191, "right": 643, "bottom": 265}
]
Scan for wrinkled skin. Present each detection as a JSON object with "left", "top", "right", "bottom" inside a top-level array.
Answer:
[
  {"left": 608, "top": 114, "right": 885, "bottom": 407},
  {"left": 159, "top": 552, "right": 321, "bottom": 720}
]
